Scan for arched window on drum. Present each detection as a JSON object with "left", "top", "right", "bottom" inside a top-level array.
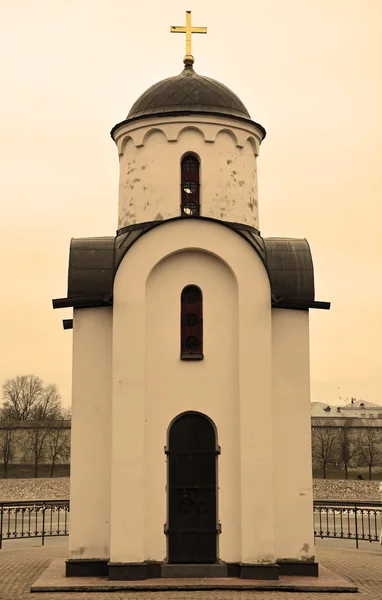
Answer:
[
  {"left": 180, "top": 285, "right": 203, "bottom": 360},
  {"left": 180, "top": 155, "right": 200, "bottom": 217}
]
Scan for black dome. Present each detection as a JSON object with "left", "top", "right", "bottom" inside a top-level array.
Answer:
[{"left": 127, "top": 65, "right": 251, "bottom": 121}]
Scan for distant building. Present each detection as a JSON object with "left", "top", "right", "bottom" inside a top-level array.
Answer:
[
  {"left": 311, "top": 402, "right": 343, "bottom": 417},
  {"left": 341, "top": 399, "right": 382, "bottom": 419},
  {"left": 311, "top": 399, "right": 382, "bottom": 429},
  {"left": 311, "top": 399, "right": 382, "bottom": 419}
]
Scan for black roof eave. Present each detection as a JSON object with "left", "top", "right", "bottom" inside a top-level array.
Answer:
[
  {"left": 53, "top": 296, "right": 330, "bottom": 312},
  {"left": 52, "top": 296, "right": 112, "bottom": 309},
  {"left": 116, "top": 215, "right": 261, "bottom": 238},
  {"left": 271, "top": 300, "right": 331, "bottom": 311},
  {"left": 53, "top": 218, "right": 330, "bottom": 314}
]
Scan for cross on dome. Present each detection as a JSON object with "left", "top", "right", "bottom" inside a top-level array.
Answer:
[{"left": 170, "top": 11, "right": 207, "bottom": 66}]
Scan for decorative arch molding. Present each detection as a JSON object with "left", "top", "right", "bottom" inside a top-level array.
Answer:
[
  {"left": 145, "top": 247, "right": 238, "bottom": 295},
  {"left": 179, "top": 149, "right": 201, "bottom": 163},
  {"left": 244, "top": 135, "right": 259, "bottom": 156},
  {"left": 120, "top": 135, "right": 134, "bottom": 155},
  {"left": 165, "top": 410, "right": 220, "bottom": 452},
  {"left": 176, "top": 125, "right": 206, "bottom": 142},
  {"left": 118, "top": 127, "right": 169, "bottom": 151},
  {"left": 141, "top": 127, "right": 168, "bottom": 147},
  {"left": 213, "top": 128, "right": 239, "bottom": 147},
  {"left": 116, "top": 119, "right": 263, "bottom": 152}
]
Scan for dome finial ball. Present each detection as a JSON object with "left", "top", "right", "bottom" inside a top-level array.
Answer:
[{"left": 184, "top": 55, "right": 194, "bottom": 67}]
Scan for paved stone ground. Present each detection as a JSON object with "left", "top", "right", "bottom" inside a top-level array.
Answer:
[{"left": 0, "top": 545, "right": 381, "bottom": 599}]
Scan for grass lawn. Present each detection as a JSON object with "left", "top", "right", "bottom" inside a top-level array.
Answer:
[
  {"left": 313, "top": 465, "right": 382, "bottom": 480},
  {"left": 0, "top": 464, "right": 70, "bottom": 479}
]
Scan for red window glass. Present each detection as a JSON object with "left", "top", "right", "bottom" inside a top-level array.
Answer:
[
  {"left": 180, "top": 285, "right": 203, "bottom": 359},
  {"left": 181, "top": 155, "right": 200, "bottom": 216}
]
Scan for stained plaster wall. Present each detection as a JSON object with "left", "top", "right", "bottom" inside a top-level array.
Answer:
[
  {"left": 272, "top": 309, "right": 314, "bottom": 561},
  {"left": 113, "top": 115, "right": 263, "bottom": 231},
  {"left": 69, "top": 307, "right": 112, "bottom": 560},
  {"left": 110, "top": 218, "right": 274, "bottom": 565}
]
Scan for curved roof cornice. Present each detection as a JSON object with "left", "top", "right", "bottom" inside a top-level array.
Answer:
[{"left": 52, "top": 217, "right": 330, "bottom": 315}]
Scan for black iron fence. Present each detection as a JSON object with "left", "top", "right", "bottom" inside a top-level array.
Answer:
[
  {"left": 0, "top": 500, "right": 69, "bottom": 549},
  {"left": 314, "top": 500, "right": 382, "bottom": 548},
  {"left": 0, "top": 499, "right": 381, "bottom": 549}
]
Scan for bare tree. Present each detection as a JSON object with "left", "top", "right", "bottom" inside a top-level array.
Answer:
[
  {"left": 46, "top": 417, "right": 71, "bottom": 477},
  {"left": 23, "top": 383, "right": 63, "bottom": 478},
  {"left": 2, "top": 375, "right": 45, "bottom": 421},
  {"left": 337, "top": 419, "right": 357, "bottom": 479},
  {"left": 312, "top": 422, "right": 339, "bottom": 479},
  {"left": 0, "top": 411, "right": 16, "bottom": 478},
  {"left": 355, "top": 422, "right": 382, "bottom": 480}
]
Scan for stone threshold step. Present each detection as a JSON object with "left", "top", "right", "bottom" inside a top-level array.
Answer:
[
  {"left": 161, "top": 564, "right": 227, "bottom": 578},
  {"left": 31, "top": 582, "right": 358, "bottom": 593},
  {"left": 31, "top": 560, "right": 358, "bottom": 594}
]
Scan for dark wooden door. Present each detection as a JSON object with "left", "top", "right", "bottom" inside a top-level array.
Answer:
[{"left": 167, "top": 413, "right": 218, "bottom": 563}]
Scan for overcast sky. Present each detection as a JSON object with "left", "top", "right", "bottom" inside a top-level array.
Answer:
[{"left": 1, "top": 0, "right": 381, "bottom": 408}]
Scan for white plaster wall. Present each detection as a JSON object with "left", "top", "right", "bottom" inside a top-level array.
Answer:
[
  {"left": 69, "top": 307, "right": 112, "bottom": 560},
  {"left": 271, "top": 309, "right": 315, "bottom": 561},
  {"left": 110, "top": 218, "right": 273, "bottom": 565},
  {"left": 113, "top": 115, "right": 263, "bottom": 230},
  {"left": 144, "top": 250, "right": 240, "bottom": 563}
]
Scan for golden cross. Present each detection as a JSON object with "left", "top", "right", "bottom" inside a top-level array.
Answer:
[{"left": 170, "top": 11, "right": 207, "bottom": 66}]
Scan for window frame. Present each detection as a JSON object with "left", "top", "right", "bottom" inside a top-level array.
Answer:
[
  {"left": 180, "top": 285, "right": 204, "bottom": 360},
  {"left": 180, "top": 154, "right": 200, "bottom": 217}
]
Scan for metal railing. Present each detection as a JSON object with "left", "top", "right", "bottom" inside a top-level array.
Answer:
[
  {"left": 0, "top": 500, "right": 69, "bottom": 549},
  {"left": 314, "top": 500, "right": 382, "bottom": 548},
  {"left": 0, "top": 498, "right": 381, "bottom": 550}
]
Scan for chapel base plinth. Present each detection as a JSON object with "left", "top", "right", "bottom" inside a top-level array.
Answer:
[
  {"left": 239, "top": 563, "right": 280, "bottom": 580},
  {"left": 277, "top": 560, "right": 319, "bottom": 577},
  {"left": 65, "top": 558, "right": 318, "bottom": 580},
  {"left": 34, "top": 559, "right": 356, "bottom": 593},
  {"left": 161, "top": 564, "right": 228, "bottom": 578},
  {"left": 66, "top": 559, "right": 109, "bottom": 577},
  {"left": 108, "top": 562, "right": 153, "bottom": 580}
]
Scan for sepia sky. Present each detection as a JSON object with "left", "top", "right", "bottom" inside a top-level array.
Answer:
[{"left": 1, "top": 0, "right": 381, "bottom": 408}]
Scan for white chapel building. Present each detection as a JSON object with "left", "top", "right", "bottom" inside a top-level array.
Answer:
[{"left": 53, "top": 17, "right": 330, "bottom": 581}]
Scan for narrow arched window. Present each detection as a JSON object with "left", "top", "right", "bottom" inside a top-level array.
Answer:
[
  {"left": 181, "top": 155, "right": 200, "bottom": 217},
  {"left": 180, "top": 285, "right": 203, "bottom": 360}
]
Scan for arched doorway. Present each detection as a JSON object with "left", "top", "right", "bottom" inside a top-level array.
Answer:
[{"left": 166, "top": 412, "right": 218, "bottom": 563}]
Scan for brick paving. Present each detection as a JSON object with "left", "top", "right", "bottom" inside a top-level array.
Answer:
[{"left": 0, "top": 544, "right": 381, "bottom": 599}]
